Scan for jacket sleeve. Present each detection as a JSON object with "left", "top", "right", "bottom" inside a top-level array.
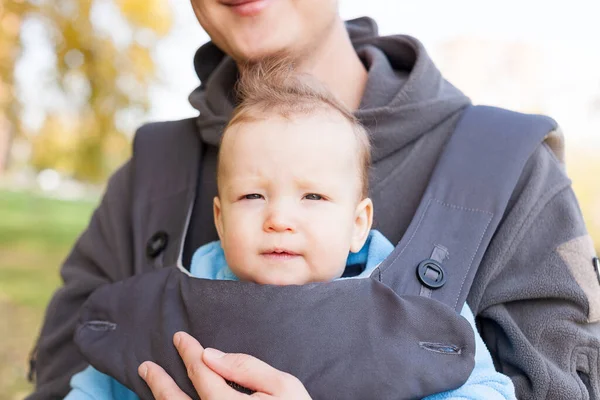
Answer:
[
  {"left": 472, "top": 145, "right": 600, "bottom": 400},
  {"left": 423, "top": 305, "right": 517, "bottom": 400},
  {"left": 26, "top": 161, "right": 135, "bottom": 400}
]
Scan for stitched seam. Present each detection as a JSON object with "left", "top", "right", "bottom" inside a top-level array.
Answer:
[
  {"left": 431, "top": 198, "right": 494, "bottom": 216},
  {"left": 81, "top": 321, "right": 117, "bottom": 331},
  {"left": 379, "top": 198, "right": 433, "bottom": 276},
  {"left": 453, "top": 210, "right": 493, "bottom": 309},
  {"left": 380, "top": 197, "right": 494, "bottom": 292},
  {"left": 375, "top": 266, "right": 381, "bottom": 282},
  {"left": 428, "top": 198, "right": 494, "bottom": 310},
  {"left": 419, "top": 341, "right": 463, "bottom": 355}
]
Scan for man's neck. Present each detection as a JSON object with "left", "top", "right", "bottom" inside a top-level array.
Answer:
[{"left": 297, "top": 18, "right": 368, "bottom": 111}]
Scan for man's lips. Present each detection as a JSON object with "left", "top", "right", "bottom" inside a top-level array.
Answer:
[
  {"left": 219, "top": 0, "right": 271, "bottom": 17},
  {"left": 220, "top": 0, "right": 261, "bottom": 5}
]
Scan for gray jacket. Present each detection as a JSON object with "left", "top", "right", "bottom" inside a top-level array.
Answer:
[{"left": 28, "top": 17, "right": 600, "bottom": 399}]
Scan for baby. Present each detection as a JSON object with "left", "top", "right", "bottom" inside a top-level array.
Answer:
[
  {"left": 193, "top": 61, "right": 374, "bottom": 286},
  {"left": 66, "top": 61, "right": 516, "bottom": 400}
]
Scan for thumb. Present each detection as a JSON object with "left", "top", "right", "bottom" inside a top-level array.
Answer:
[{"left": 202, "top": 348, "right": 297, "bottom": 395}]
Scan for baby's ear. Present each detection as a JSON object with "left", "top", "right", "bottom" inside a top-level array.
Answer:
[
  {"left": 350, "top": 198, "right": 373, "bottom": 253},
  {"left": 213, "top": 197, "right": 224, "bottom": 242}
]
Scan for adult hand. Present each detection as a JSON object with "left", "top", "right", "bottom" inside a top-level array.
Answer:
[{"left": 138, "top": 331, "right": 312, "bottom": 400}]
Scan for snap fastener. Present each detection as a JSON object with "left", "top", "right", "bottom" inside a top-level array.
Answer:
[
  {"left": 417, "top": 259, "right": 446, "bottom": 289},
  {"left": 146, "top": 231, "right": 169, "bottom": 259}
]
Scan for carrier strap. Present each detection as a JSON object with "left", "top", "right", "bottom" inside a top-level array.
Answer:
[
  {"left": 377, "top": 105, "right": 557, "bottom": 311},
  {"left": 75, "top": 106, "right": 557, "bottom": 400}
]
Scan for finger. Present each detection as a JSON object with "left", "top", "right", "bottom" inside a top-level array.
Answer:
[
  {"left": 138, "top": 361, "right": 192, "bottom": 400},
  {"left": 174, "top": 332, "right": 247, "bottom": 400},
  {"left": 202, "top": 348, "right": 299, "bottom": 395}
]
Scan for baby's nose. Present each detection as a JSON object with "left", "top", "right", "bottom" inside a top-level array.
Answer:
[{"left": 263, "top": 203, "right": 296, "bottom": 233}]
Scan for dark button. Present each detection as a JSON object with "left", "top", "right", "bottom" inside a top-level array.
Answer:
[
  {"left": 417, "top": 259, "right": 447, "bottom": 289},
  {"left": 593, "top": 257, "right": 600, "bottom": 284},
  {"left": 146, "top": 231, "right": 169, "bottom": 259}
]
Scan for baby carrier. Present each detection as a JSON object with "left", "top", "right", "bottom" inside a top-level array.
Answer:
[{"left": 74, "top": 106, "right": 557, "bottom": 399}]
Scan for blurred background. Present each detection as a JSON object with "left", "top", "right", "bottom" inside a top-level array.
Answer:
[{"left": 1, "top": 0, "right": 599, "bottom": 398}]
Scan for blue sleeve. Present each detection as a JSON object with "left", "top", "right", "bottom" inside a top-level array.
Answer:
[
  {"left": 64, "top": 365, "right": 140, "bottom": 400},
  {"left": 422, "top": 305, "right": 517, "bottom": 400}
]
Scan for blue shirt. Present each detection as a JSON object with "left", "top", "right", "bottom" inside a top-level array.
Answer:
[{"left": 66, "top": 230, "right": 516, "bottom": 400}]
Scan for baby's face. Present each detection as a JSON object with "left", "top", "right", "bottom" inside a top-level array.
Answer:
[{"left": 214, "top": 111, "right": 372, "bottom": 285}]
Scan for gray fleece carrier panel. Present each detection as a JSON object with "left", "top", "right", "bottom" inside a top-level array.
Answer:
[{"left": 74, "top": 106, "right": 556, "bottom": 399}]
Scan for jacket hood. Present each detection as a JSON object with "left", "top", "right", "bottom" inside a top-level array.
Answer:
[{"left": 188, "top": 17, "right": 470, "bottom": 163}]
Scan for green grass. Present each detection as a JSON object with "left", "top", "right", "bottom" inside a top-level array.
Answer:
[
  {"left": 0, "top": 190, "right": 97, "bottom": 400},
  {"left": 0, "top": 184, "right": 597, "bottom": 400},
  {"left": 0, "top": 190, "right": 96, "bottom": 250}
]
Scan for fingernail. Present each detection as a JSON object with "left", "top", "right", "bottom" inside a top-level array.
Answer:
[
  {"left": 139, "top": 363, "right": 148, "bottom": 380},
  {"left": 204, "top": 348, "right": 225, "bottom": 359},
  {"left": 174, "top": 332, "right": 181, "bottom": 347}
]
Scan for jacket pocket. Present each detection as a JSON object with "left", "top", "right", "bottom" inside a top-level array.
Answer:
[{"left": 574, "top": 346, "right": 599, "bottom": 400}]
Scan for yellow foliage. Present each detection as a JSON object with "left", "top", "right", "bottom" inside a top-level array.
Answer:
[
  {"left": 30, "top": 113, "right": 131, "bottom": 182},
  {"left": 116, "top": 0, "right": 172, "bottom": 35},
  {"left": 3, "top": 0, "right": 173, "bottom": 181},
  {"left": 568, "top": 148, "right": 600, "bottom": 252},
  {"left": 128, "top": 43, "right": 155, "bottom": 82},
  {"left": 29, "top": 116, "right": 78, "bottom": 175}
]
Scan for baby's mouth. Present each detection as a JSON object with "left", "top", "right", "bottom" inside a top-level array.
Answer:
[{"left": 261, "top": 249, "right": 300, "bottom": 260}]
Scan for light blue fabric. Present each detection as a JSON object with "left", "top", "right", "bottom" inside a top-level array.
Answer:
[
  {"left": 423, "top": 305, "right": 517, "bottom": 400},
  {"left": 66, "top": 230, "right": 515, "bottom": 400},
  {"left": 65, "top": 365, "right": 138, "bottom": 400},
  {"left": 190, "top": 230, "right": 393, "bottom": 281},
  {"left": 190, "top": 239, "right": 238, "bottom": 280}
]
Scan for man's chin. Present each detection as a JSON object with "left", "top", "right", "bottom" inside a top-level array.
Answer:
[
  {"left": 233, "top": 44, "right": 293, "bottom": 64},
  {"left": 227, "top": 30, "right": 299, "bottom": 63}
]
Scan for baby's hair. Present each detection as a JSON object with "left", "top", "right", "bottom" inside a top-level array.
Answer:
[{"left": 220, "top": 57, "right": 371, "bottom": 198}]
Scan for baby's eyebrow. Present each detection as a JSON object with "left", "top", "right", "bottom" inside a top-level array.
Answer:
[
  {"left": 224, "top": 176, "right": 269, "bottom": 188},
  {"left": 294, "top": 180, "right": 349, "bottom": 197},
  {"left": 293, "top": 176, "right": 329, "bottom": 189},
  {"left": 220, "top": 178, "right": 269, "bottom": 197}
]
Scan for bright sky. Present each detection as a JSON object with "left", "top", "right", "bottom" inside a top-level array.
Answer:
[
  {"left": 151, "top": 0, "right": 600, "bottom": 123},
  {"left": 15, "top": 0, "right": 599, "bottom": 147}
]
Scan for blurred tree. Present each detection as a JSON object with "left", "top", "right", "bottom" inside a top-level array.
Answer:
[
  {"left": 0, "top": 0, "right": 33, "bottom": 173},
  {"left": 2, "top": 0, "right": 172, "bottom": 182}
]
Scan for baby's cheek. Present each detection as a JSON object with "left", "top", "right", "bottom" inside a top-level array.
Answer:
[
  {"left": 314, "top": 240, "right": 350, "bottom": 280},
  {"left": 223, "top": 240, "right": 248, "bottom": 273}
]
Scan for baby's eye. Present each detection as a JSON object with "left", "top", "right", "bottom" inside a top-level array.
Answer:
[
  {"left": 304, "top": 193, "right": 324, "bottom": 201},
  {"left": 242, "top": 194, "right": 264, "bottom": 200}
]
